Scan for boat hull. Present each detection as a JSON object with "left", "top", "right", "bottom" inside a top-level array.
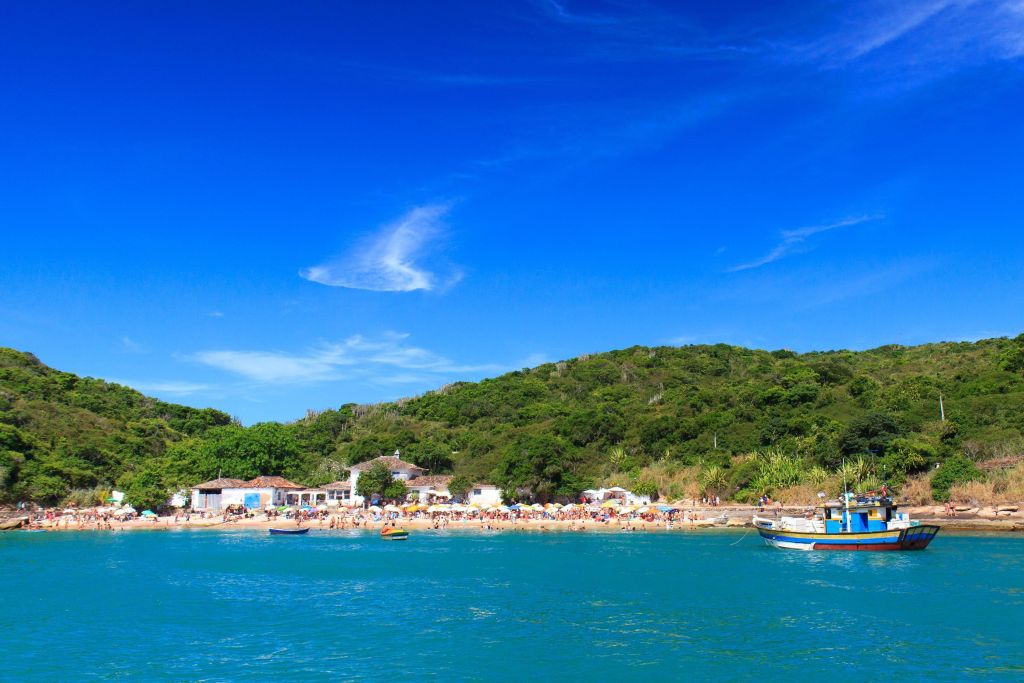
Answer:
[
  {"left": 757, "top": 525, "right": 940, "bottom": 551},
  {"left": 269, "top": 528, "right": 309, "bottom": 535},
  {"left": 380, "top": 529, "right": 409, "bottom": 540}
]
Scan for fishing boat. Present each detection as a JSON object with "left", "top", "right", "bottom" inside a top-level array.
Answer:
[
  {"left": 269, "top": 527, "right": 309, "bottom": 535},
  {"left": 753, "top": 492, "right": 940, "bottom": 551},
  {"left": 380, "top": 527, "right": 409, "bottom": 541}
]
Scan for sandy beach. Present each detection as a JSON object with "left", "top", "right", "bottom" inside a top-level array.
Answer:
[{"left": 11, "top": 502, "right": 1024, "bottom": 534}]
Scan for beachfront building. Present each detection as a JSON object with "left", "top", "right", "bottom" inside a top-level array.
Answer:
[
  {"left": 467, "top": 484, "right": 503, "bottom": 507},
  {"left": 406, "top": 475, "right": 454, "bottom": 502},
  {"left": 191, "top": 478, "right": 248, "bottom": 512},
  {"left": 405, "top": 476, "right": 502, "bottom": 505},
  {"left": 582, "top": 486, "right": 651, "bottom": 506},
  {"left": 323, "top": 480, "right": 354, "bottom": 507},
  {"left": 284, "top": 487, "right": 328, "bottom": 507},
  {"left": 349, "top": 454, "right": 426, "bottom": 506},
  {"left": 190, "top": 476, "right": 309, "bottom": 512},
  {"left": 223, "top": 476, "right": 305, "bottom": 510}
]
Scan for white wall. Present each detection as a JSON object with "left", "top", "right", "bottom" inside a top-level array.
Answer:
[
  {"left": 222, "top": 487, "right": 279, "bottom": 508},
  {"left": 468, "top": 486, "right": 502, "bottom": 506}
]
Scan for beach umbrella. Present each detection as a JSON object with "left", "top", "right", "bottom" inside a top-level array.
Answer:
[
  {"left": 367, "top": 505, "right": 382, "bottom": 513},
  {"left": 601, "top": 500, "right": 620, "bottom": 508},
  {"left": 141, "top": 510, "right": 157, "bottom": 517},
  {"left": 509, "top": 503, "right": 523, "bottom": 510},
  {"left": 317, "top": 504, "right": 328, "bottom": 511},
  {"left": 531, "top": 504, "right": 545, "bottom": 511},
  {"left": 384, "top": 504, "right": 401, "bottom": 512},
  {"left": 637, "top": 507, "right": 650, "bottom": 513},
  {"left": 657, "top": 505, "right": 673, "bottom": 512}
]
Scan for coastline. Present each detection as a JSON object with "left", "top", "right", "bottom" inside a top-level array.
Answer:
[{"left": 10, "top": 503, "right": 1024, "bottom": 534}]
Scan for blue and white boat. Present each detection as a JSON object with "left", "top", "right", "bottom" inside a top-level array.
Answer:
[{"left": 753, "top": 493, "right": 940, "bottom": 551}]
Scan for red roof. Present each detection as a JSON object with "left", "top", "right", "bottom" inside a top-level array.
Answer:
[
  {"left": 405, "top": 475, "right": 453, "bottom": 488},
  {"left": 193, "top": 477, "right": 247, "bottom": 490},
  {"left": 351, "top": 455, "right": 425, "bottom": 473},
  {"left": 244, "top": 476, "right": 305, "bottom": 489}
]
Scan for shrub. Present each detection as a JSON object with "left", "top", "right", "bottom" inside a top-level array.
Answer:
[
  {"left": 631, "top": 478, "right": 659, "bottom": 500},
  {"left": 931, "top": 455, "right": 983, "bottom": 502}
]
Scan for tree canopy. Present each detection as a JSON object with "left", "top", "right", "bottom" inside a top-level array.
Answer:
[{"left": 2, "top": 334, "right": 1024, "bottom": 507}]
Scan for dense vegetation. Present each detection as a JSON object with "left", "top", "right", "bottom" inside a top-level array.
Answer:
[{"left": 2, "top": 335, "right": 1024, "bottom": 510}]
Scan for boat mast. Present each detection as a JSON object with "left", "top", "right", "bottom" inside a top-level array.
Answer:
[{"left": 842, "top": 458, "right": 851, "bottom": 533}]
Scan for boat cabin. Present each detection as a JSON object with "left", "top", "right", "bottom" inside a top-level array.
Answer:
[{"left": 822, "top": 496, "right": 896, "bottom": 533}]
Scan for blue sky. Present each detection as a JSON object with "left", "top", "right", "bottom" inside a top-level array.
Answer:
[{"left": 2, "top": 1, "right": 1023, "bottom": 423}]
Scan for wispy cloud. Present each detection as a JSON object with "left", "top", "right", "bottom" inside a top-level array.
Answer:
[
  {"left": 111, "top": 379, "right": 210, "bottom": 396},
  {"left": 189, "top": 333, "right": 500, "bottom": 385},
  {"left": 119, "top": 336, "right": 144, "bottom": 353},
  {"left": 794, "top": 0, "right": 1024, "bottom": 73},
  {"left": 300, "top": 204, "right": 462, "bottom": 292},
  {"left": 835, "top": 2, "right": 956, "bottom": 61},
  {"left": 797, "top": 257, "right": 938, "bottom": 307},
  {"left": 208, "top": 311, "right": 224, "bottom": 318},
  {"left": 533, "top": 0, "right": 763, "bottom": 63},
  {"left": 728, "top": 214, "right": 882, "bottom": 272}
]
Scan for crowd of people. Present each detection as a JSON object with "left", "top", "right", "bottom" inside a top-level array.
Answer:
[{"left": 14, "top": 498, "right": 755, "bottom": 532}]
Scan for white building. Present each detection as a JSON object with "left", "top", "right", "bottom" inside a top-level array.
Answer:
[
  {"left": 405, "top": 475, "right": 454, "bottom": 502},
  {"left": 191, "top": 478, "right": 248, "bottom": 512},
  {"left": 405, "top": 476, "right": 503, "bottom": 506},
  {"left": 324, "top": 480, "right": 354, "bottom": 507},
  {"left": 581, "top": 486, "right": 651, "bottom": 506},
  {"left": 322, "top": 453, "right": 503, "bottom": 508},
  {"left": 347, "top": 454, "right": 426, "bottom": 506},
  {"left": 191, "top": 476, "right": 310, "bottom": 512},
  {"left": 467, "top": 483, "right": 503, "bottom": 507}
]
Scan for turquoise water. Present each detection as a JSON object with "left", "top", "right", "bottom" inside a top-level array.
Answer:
[{"left": 1, "top": 529, "right": 1022, "bottom": 681}]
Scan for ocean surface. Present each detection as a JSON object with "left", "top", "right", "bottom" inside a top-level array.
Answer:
[{"left": 1, "top": 528, "right": 1021, "bottom": 682}]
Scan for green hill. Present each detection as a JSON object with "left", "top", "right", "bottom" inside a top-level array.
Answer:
[{"left": 3, "top": 335, "right": 1024, "bottom": 509}]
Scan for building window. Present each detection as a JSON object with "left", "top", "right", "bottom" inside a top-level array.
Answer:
[{"left": 473, "top": 488, "right": 482, "bottom": 496}]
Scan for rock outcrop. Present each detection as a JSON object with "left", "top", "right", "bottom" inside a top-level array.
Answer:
[{"left": 0, "top": 517, "right": 27, "bottom": 531}]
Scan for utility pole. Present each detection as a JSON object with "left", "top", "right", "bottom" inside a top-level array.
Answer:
[
  {"left": 939, "top": 393, "right": 946, "bottom": 422},
  {"left": 713, "top": 432, "right": 718, "bottom": 449}
]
